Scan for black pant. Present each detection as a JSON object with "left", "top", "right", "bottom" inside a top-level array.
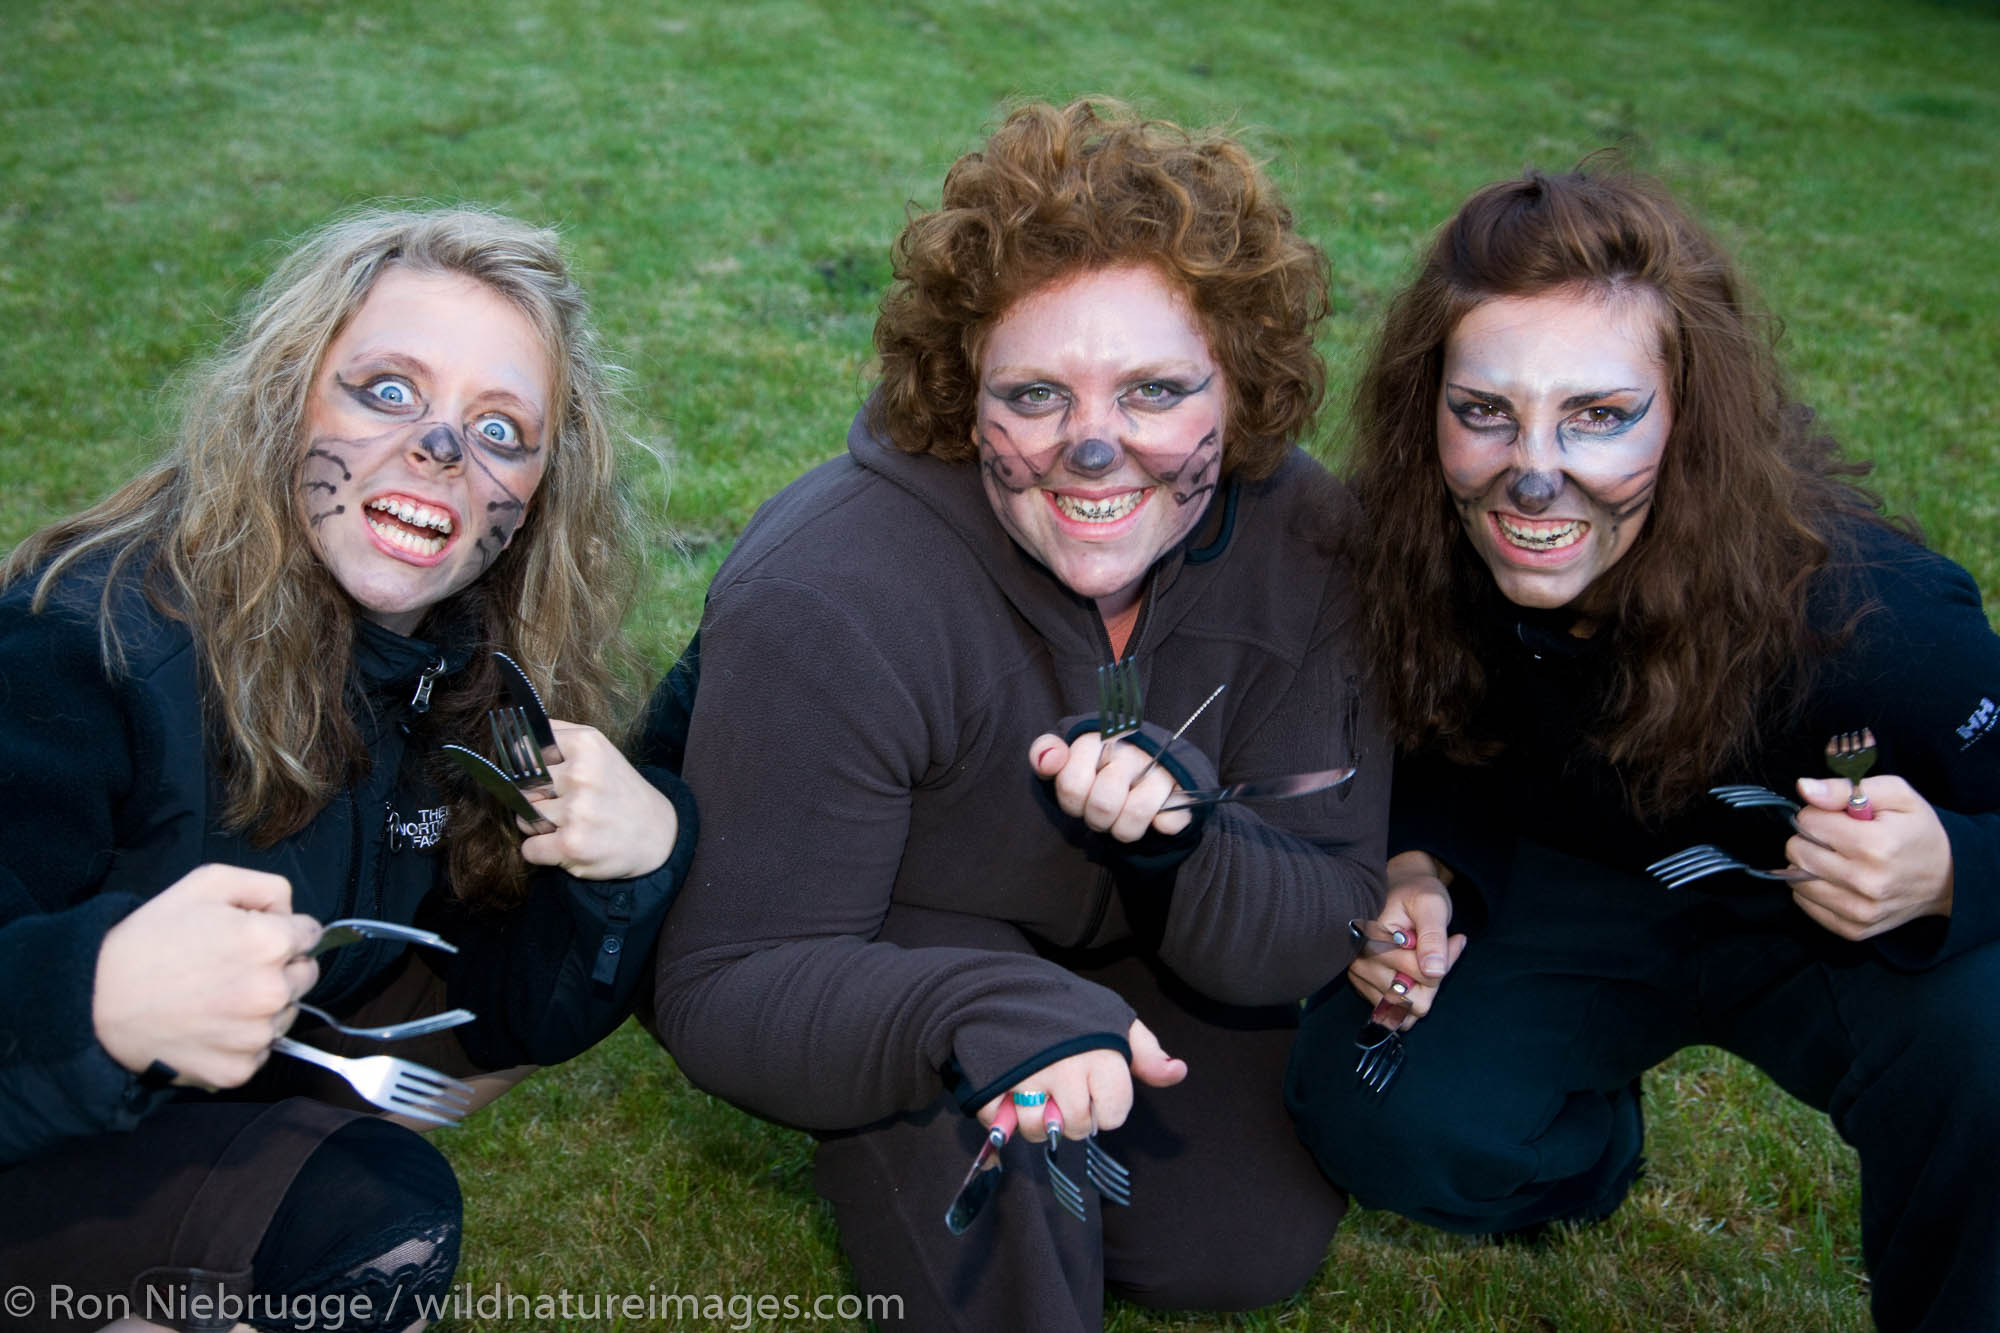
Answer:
[
  {"left": 1285, "top": 840, "right": 2000, "bottom": 1333},
  {"left": 815, "top": 911, "right": 1346, "bottom": 1331}
]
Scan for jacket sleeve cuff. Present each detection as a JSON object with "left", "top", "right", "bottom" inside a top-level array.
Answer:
[
  {"left": 1057, "top": 715, "right": 1216, "bottom": 879},
  {"left": 558, "top": 763, "right": 698, "bottom": 991},
  {"left": 948, "top": 1032, "right": 1132, "bottom": 1113},
  {"left": 0, "top": 891, "right": 147, "bottom": 1064}
]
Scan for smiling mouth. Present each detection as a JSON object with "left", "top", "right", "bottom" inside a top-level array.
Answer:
[
  {"left": 1052, "top": 490, "right": 1144, "bottom": 524},
  {"left": 367, "top": 497, "right": 455, "bottom": 557},
  {"left": 1495, "top": 514, "right": 1586, "bottom": 552}
]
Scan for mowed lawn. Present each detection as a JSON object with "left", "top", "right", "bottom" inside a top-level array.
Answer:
[{"left": 4, "top": 1, "right": 1996, "bottom": 1328}]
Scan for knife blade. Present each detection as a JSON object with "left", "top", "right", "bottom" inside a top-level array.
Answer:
[
  {"left": 944, "top": 1099, "right": 1019, "bottom": 1235},
  {"left": 493, "top": 651, "right": 565, "bottom": 766},
  {"left": 1160, "top": 764, "right": 1358, "bottom": 811},
  {"left": 439, "top": 743, "right": 558, "bottom": 834}
]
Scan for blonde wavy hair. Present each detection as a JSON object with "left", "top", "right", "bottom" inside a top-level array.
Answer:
[{"left": 3, "top": 207, "right": 649, "bottom": 905}]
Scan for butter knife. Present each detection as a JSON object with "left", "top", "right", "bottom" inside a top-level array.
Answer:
[
  {"left": 1161, "top": 764, "right": 1357, "bottom": 811},
  {"left": 494, "top": 650, "right": 565, "bottom": 766},
  {"left": 944, "top": 1099, "right": 1020, "bottom": 1235},
  {"left": 439, "top": 742, "right": 558, "bottom": 834}
]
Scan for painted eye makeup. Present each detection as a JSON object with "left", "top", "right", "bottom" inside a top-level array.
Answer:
[
  {"left": 471, "top": 413, "right": 529, "bottom": 454},
  {"left": 1444, "top": 392, "right": 1513, "bottom": 431},
  {"left": 994, "top": 382, "right": 1065, "bottom": 414},
  {"left": 339, "top": 373, "right": 422, "bottom": 413},
  {"left": 1126, "top": 378, "right": 1199, "bottom": 410}
]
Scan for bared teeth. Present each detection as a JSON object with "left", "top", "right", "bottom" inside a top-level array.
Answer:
[
  {"left": 1054, "top": 491, "right": 1142, "bottom": 522},
  {"left": 367, "top": 497, "right": 453, "bottom": 534},
  {"left": 1497, "top": 516, "right": 1583, "bottom": 551}
]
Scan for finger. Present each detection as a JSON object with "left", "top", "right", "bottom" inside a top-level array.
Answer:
[
  {"left": 1127, "top": 1018, "right": 1188, "bottom": 1090},
  {"left": 1405, "top": 895, "right": 1453, "bottom": 977},
  {"left": 1050, "top": 734, "right": 1105, "bottom": 813},
  {"left": 1008, "top": 1087, "right": 1053, "bottom": 1143},
  {"left": 210, "top": 866, "right": 295, "bottom": 915},
  {"left": 1791, "top": 885, "right": 1876, "bottom": 941},
  {"left": 1029, "top": 733, "right": 1069, "bottom": 778}
]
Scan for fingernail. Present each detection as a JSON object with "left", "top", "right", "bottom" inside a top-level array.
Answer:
[
  {"left": 1422, "top": 955, "right": 1446, "bottom": 976},
  {"left": 1799, "top": 777, "right": 1830, "bottom": 798}
]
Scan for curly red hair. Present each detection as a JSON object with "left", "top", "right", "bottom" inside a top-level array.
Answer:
[{"left": 873, "top": 99, "right": 1330, "bottom": 481}]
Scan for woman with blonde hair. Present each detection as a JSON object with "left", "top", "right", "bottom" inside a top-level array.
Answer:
[
  {"left": 649, "top": 100, "right": 1384, "bottom": 1331},
  {"left": 0, "top": 208, "right": 694, "bottom": 1331}
]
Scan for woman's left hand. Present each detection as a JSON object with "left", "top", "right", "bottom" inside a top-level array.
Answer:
[
  {"left": 1029, "top": 731, "right": 1193, "bottom": 843},
  {"left": 1785, "top": 775, "right": 1954, "bottom": 939},
  {"left": 518, "top": 721, "right": 680, "bottom": 880}
]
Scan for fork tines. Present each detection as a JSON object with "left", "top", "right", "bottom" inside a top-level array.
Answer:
[
  {"left": 488, "top": 706, "right": 549, "bottom": 786},
  {"left": 391, "top": 1065, "right": 477, "bottom": 1125},
  {"left": 1095, "top": 658, "right": 1143, "bottom": 745},
  {"left": 1354, "top": 999, "right": 1409, "bottom": 1096},
  {"left": 1083, "top": 1135, "right": 1131, "bottom": 1206},
  {"left": 1044, "top": 1137, "right": 1087, "bottom": 1221}
]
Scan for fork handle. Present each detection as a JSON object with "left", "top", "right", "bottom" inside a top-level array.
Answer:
[{"left": 1844, "top": 788, "right": 1877, "bottom": 821}]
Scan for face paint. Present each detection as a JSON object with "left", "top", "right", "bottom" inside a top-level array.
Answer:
[
  {"left": 300, "top": 267, "right": 552, "bottom": 635},
  {"left": 1436, "top": 287, "right": 1672, "bottom": 612},
  {"left": 973, "top": 264, "right": 1227, "bottom": 621}
]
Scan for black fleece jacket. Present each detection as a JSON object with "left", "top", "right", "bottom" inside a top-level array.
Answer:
[{"left": 0, "top": 554, "right": 695, "bottom": 1166}]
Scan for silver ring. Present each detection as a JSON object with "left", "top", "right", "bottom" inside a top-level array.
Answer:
[{"left": 1010, "top": 1089, "right": 1048, "bottom": 1107}]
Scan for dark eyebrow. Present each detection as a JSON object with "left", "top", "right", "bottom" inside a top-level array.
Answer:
[
  {"left": 1558, "top": 388, "right": 1645, "bottom": 411},
  {"left": 1444, "top": 382, "right": 1513, "bottom": 410}
]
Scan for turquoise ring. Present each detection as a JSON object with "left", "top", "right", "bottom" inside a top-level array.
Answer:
[{"left": 1011, "top": 1089, "right": 1049, "bottom": 1107}]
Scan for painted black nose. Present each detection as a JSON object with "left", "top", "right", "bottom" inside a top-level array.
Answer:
[
  {"left": 1507, "top": 469, "right": 1562, "bottom": 514},
  {"left": 1065, "top": 437, "right": 1119, "bottom": 476},
  {"left": 417, "top": 425, "right": 464, "bottom": 465}
]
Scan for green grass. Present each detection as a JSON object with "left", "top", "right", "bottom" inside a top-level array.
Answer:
[{"left": 5, "top": 0, "right": 1996, "bottom": 1327}]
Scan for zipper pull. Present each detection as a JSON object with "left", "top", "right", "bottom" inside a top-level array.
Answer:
[{"left": 409, "top": 655, "right": 446, "bottom": 714}]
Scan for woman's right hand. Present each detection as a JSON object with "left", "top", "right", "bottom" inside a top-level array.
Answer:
[
  {"left": 92, "top": 864, "right": 322, "bottom": 1089},
  {"left": 977, "top": 1017, "right": 1187, "bottom": 1144},
  {"left": 1347, "top": 851, "right": 1466, "bottom": 1028}
]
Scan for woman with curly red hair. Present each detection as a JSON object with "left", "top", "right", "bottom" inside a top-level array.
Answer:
[
  {"left": 647, "top": 100, "right": 1385, "bottom": 1329},
  {"left": 1285, "top": 167, "right": 2000, "bottom": 1331}
]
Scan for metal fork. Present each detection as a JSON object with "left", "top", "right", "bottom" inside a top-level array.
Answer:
[
  {"left": 1826, "top": 728, "right": 1879, "bottom": 817},
  {"left": 1708, "top": 785, "right": 1833, "bottom": 849},
  {"left": 1646, "top": 844, "right": 1815, "bottom": 890},
  {"left": 310, "top": 917, "right": 457, "bottom": 958},
  {"left": 270, "top": 1036, "right": 475, "bottom": 1126},
  {"left": 1354, "top": 996, "right": 1409, "bottom": 1095},
  {"left": 1043, "top": 1106, "right": 1087, "bottom": 1221},
  {"left": 489, "top": 706, "right": 554, "bottom": 795},
  {"left": 1084, "top": 1134, "right": 1130, "bottom": 1206},
  {"left": 294, "top": 1001, "right": 477, "bottom": 1043},
  {"left": 1095, "top": 657, "right": 1143, "bottom": 767}
]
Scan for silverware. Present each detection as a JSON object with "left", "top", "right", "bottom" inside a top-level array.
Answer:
[
  {"left": 945, "top": 1100, "right": 1019, "bottom": 1235},
  {"left": 1161, "top": 765, "right": 1357, "bottom": 811},
  {"left": 1354, "top": 995, "right": 1410, "bottom": 1095},
  {"left": 1095, "top": 657, "right": 1143, "bottom": 767},
  {"left": 270, "top": 1035, "right": 476, "bottom": 1126},
  {"left": 1043, "top": 1105, "right": 1086, "bottom": 1222},
  {"left": 488, "top": 706, "right": 554, "bottom": 796},
  {"left": 439, "top": 743, "right": 557, "bottom": 834},
  {"left": 1708, "top": 785, "right": 1833, "bottom": 849},
  {"left": 1825, "top": 728, "right": 1878, "bottom": 820},
  {"left": 1132, "top": 682, "right": 1226, "bottom": 785},
  {"left": 310, "top": 917, "right": 458, "bottom": 958},
  {"left": 494, "top": 650, "right": 565, "bottom": 766},
  {"left": 1645, "top": 844, "right": 1815, "bottom": 890},
  {"left": 1083, "top": 1133, "right": 1129, "bottom": 1207},
  {"left": 294, "top": 1000, "right": 477, "bottom": 1043}
]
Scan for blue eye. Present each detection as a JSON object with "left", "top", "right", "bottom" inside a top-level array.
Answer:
[
  {"left": 366, "top": 377, "right": 414, "bottom": 407},
  {"left": 474, "top": 415, "right": 521, "bottom": 448}
]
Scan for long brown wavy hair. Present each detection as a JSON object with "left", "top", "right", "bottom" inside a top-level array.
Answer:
[
  {"left": 1349, "top": 167, "right": 1899, "bottom": 820},
  {"left": 873, "top": 98, "right": 1332, "bottom": 481},
  {"left": 2, "top": 208, "right": 650, "bottom": 905}
]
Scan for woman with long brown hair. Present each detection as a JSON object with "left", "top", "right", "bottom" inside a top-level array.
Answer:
[
  {"left": 1285, "top": 167, "right": 2000, "bottom": 1330},
  {"left": 0, "top": 208, "right": 694, "bottom": 1331}
]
